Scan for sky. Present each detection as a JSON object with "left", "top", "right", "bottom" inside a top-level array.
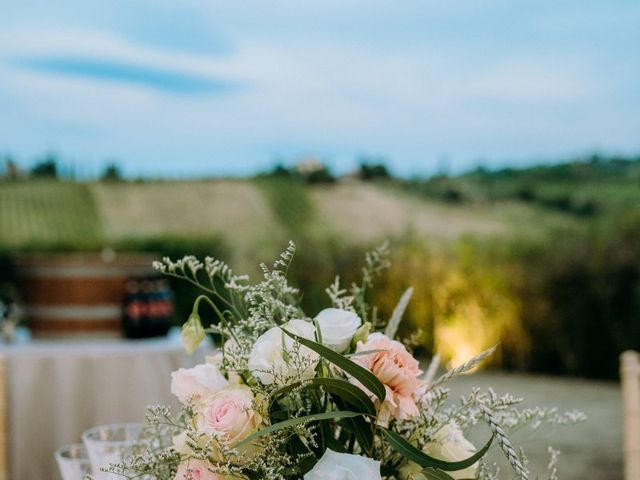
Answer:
[{"left": 1, "top": 0, "right": 639, "bottom": 178}]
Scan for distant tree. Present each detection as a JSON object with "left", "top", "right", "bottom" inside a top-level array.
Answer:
[
  {"left": 30, "top": 155, "right": 58, "bottom": 178},
  {"left": 292, "top": 158, "right": 335, "bottom": 184},
  {"left": 441, "top": 187, "right": 464, "bottom": 203},
  {"left": 270, "top": 163, "right": 293, "bottom": 178},
  {"left": 101, "top": 162, "right": 123, "bottom": 181},
  {"left": 358, "top": 161, "right": 391, "bottom": 180},
  {"left": 468, "top": 165, "right": 489, "bottom": 177},
  {"left": 516, "top": 187, "right": 536, "bottom": 202},
  {"left": 588, "top": 154, "right": 603, "bottom": 165},
  {"left": 2, "top": 157, "right": 21, "bottom": 180},
  {"left": 304, "top": 166, "right": 335, "bottom": 184}
]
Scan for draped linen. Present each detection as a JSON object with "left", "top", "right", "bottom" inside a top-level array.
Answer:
[{"left": 2, "top": 331, "right": 211, "bottom": 479}]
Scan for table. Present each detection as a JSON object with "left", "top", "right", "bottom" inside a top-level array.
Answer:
[{"left": 1, "top": 329, "right": 212, "bottom": 479}]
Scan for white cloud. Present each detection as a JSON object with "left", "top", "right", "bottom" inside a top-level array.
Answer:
[{"left": 0, "top": 26, "right": 237, "bottom": 81}]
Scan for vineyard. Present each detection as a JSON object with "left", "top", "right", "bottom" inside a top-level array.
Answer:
[
  {"left": 0, "top": 181, "right": 102, "bottom": 248},
  {"left": 0, "top": 179, "right": 524, "bottom": 258}
]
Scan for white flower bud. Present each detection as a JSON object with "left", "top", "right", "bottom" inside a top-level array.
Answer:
[
  {"left": 315, "top": 308, "right": 362, "bottom": 353},
  {"left": 181, "top": 312, "right": 205, "bottom": 354}
]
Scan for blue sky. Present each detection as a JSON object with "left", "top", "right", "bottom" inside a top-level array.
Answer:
[{"left": 1, "top": 1, "right": 639, "bottom": 177}]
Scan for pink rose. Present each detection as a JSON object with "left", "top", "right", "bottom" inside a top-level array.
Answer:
[
  {"left": 174, "top": 459, "right": 222, "bottom": 480},
  {"left": 352, "top": 333, "right": 423, "bottom": 423},
  {"left": 197, "top": 385, "right": 261, "bottom": 445},
  {"left": 171, "top": 364, "right": 228, "bottom": 405}
]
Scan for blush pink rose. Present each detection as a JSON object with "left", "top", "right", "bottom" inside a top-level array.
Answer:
[
  {"left": 174, "top": 459, "right": 223, "bottom": 480},
  {"left": 352, "top": 332, "right": 424, "bottom": 424},
  {"left": 197, "top": 385, "right": 261, "bottom": 445},
  {"left": 171, "top": 363, "right": 228, "bottom": 405}
]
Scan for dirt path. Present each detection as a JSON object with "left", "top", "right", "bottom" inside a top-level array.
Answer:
[{"left": 445, "top": 372, "right": 622, "bottom": 479}]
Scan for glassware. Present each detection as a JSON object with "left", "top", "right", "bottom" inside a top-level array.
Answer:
[
  {"left": 55, "top": 443, "right": 92, "bottom": 480},
  {"left": 82, "top": 423, "right": 142, "bottom": 479}
]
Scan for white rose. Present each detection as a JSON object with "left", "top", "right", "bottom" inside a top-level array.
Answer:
[
  {"left": 399, "top": 423, "right": 478, "bottom": 480},
  {"left": 248, "top": 319, "right": 320, "bottom": 385},
  {"left": 315, "top": 308, "right": 362, "bottom": 353},
  {"left": 304, "top": 449, "right": 381, "bottom": 480},
  {"left": 170, "top": 363, "right": 228, "bottom": 405}
]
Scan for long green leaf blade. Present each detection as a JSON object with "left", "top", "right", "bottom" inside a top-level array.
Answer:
[
  {"left": 382, "top": 429, "right": 493, "bottom": 472},
  {"left": 282, "top": 328, "right": 386, "bottom": 402},
  {"left": 233, "top": 411, "right": 362, "bottom": 449},
  {"left": 331, "top": 395, "right": 374, "bottom": 453},
  {"left": 421, "top": 468, "right": 456, "bottom": 480},
  {"left": 270, "top": 377, "right": 377, "bottom": 416}
]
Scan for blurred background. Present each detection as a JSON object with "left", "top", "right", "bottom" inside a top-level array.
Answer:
[{"left": 1, "top": 1, "right": 639, "bottom": 478}]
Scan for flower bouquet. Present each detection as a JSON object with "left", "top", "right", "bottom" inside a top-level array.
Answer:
[{"left": 105, "top": 242, "right": 584, "bottom": 480}]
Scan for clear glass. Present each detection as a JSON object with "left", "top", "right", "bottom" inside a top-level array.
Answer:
[
  {"left": 55, "top": 443, "right": 92, "bottom": 480},
  {"left": 81, "top": 423, "right": 142, "bottom": 480}
]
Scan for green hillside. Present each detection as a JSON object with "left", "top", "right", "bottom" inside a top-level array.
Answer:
[{"left": 404, "top": 156, "right": 640, "bottom": 216}]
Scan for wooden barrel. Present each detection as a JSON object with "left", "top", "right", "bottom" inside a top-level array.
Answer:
[{"left": 15, "top": 253, "right": 157, "bottom": 338}]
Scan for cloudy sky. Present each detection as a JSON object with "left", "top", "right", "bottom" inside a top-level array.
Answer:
[{"left": 1, "top": 1, "right": 639, "bottom": 177}]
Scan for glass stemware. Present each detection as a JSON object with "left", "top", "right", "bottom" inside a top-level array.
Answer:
[
  {"left": 55, "top": 443, "right": 92, "bottom": 480},
  {"left": 81, "top": 423, "right": 143, "bottom": 480}
]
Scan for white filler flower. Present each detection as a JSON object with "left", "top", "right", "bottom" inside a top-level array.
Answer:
[
  {"left": 315, "top": 308, "right": 362, "bottom": 353},
  {"left": 248, "top": 319, "right": 319, "bottom": 385},
  {"left": 304, "top": 449, "right": 382, "bottom": 480}
]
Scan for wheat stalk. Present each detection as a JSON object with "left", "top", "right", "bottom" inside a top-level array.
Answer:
[
  {"left": 427, "top": 345, "right": 497, "bottom": 390},
  {"left": 480, "top": 402, "right": 529, "bottom": 479}
]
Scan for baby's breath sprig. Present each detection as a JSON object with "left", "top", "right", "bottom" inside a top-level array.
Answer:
[
  {"left": 546, "top": 446, "right": 561, "bottom": 480},
  {"left": 326, "top": 276, "right": 356, "bottom": 311},
  {"left": 153, "top": 255, "right": 245, "bottom": 319}
]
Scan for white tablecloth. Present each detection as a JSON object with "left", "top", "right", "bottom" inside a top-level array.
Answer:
[{"left": 1, "top": 329, "right": 212, "bottom": 479}]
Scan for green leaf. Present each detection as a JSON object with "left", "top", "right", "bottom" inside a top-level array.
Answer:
[
  {"left": 232, "top": 411, "right": 362, "bottom": 449},
  {"left": 281, "top": 328, "right": 386, "bottom": 402},
  {"left": 323, "top": 428, "right": 348, "bottom": 453},
  {"left": 421, "top": 468, "right": 456, "bottom": 480},
  {"left": 270, "top": 377, "right": 377, "bottom": 416},
  {"left": 343, "top": 413, "right": 374, "bottom": 453},
  {"left": 382, "top": 429, "right": 493, "bottom": 472},
  {"left": 331, "top": 395, "right": 374, "bottom": 453},
  {"left": 242, "top": 471, "right": 263, "bottom": 480}
]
